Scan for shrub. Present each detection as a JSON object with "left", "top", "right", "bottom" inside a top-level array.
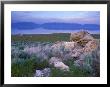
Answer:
[
  {"left": 11, "top": 58, "right": 37, "bottom": 77},
  {"left": 19, "top": 46, "right": 24, "bottom": 50},
  {"left": 11, "top": 57, "right": 49, "bottom": 77},
  {"left": 18, "top": 51, "right": 31, "bottom": 59},
  {"left": 35, "top": 59, "right": 49, "bottom": 69},
  {"left": 50, "top": 59, "right": 91, "bottom": 77}
]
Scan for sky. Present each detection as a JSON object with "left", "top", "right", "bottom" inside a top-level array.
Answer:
[{"left": 11, "top": 11, "right": 100, "bottom": 34}]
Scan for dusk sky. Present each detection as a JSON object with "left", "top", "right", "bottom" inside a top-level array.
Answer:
[{"left": 11, "top": 11, "right": 100, "bottom": 34}]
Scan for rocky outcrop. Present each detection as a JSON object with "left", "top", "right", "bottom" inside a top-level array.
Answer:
[
  {"left": 64, "top": 42, "right": 76, "bottom": 51},
  {"left": 83, "top": 40, "right": 98, "bottom": 52},
  {"left": 70, "top": 31, "right": 94, "bottom": 46},
  {"left": 64, "top": 31, "right": 99, "bottom": 76}
]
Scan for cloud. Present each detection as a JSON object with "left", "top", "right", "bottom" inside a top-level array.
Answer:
[{"left": 11, "top": 11, "right": 100, "bottom": 24}]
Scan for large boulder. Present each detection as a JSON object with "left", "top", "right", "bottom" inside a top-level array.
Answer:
[{"left": 70, "top": 31, "right": 94, "bottom": 46}]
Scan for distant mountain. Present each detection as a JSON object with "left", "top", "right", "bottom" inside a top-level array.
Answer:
[
  {"left": 41, "top": 23, "right": 82, "bottom": 30},
  {"left": 12, "top": 22, "right": 100, "bottom": 30},
  {"left": 11, "top": 22, "right": 39, "bottom": 29},
  {"left": 83, "top": 24, "right": 100, "bottom": 30}
]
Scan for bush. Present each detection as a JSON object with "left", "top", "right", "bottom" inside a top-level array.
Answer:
[
  {"left": 18, "top": 51, "right": 31, "bottom": 59},
  {"left": 19, "top": 46, "right": 24, "bottom": 50},
  {"left": 11, "top": 57, "right": 49, "bottom": 77},
  {"left": 11, "top": 58, "right": 37, "bottom": 77},
  {"left": 50, "top": 59, "right": 91, "bottom": 77},
  {"left": 35, "top": 59, "right": 49, "bottom": 69}
]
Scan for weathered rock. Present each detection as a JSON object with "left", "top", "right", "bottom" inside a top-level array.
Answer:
[
  {"left": 83, "top": 40, "right": 98, "bottom": 52},
  {"left": 51, "top": 41, "right": 77, "bottom": 58},
  {"left": 35, "top": 70, "right": 43, "bottom": 77},
  {"left": 70, "top": 31, "right": 86, "bottom": 41},
  {"left": 49, "top": 57, "right": 62, "bottom": 65},
  {"left": 71, "top": 48, "right": 83, "bottom": 58},
  {"left": 74, "top": 44, "right": 100, "bottom": 76},
  {"left": 63, "top": 42, "right": 76, "bottom": 51},
  {"left": 54, "top": 61, "right": 69, "bottom": 71},
  {"left": 35, "top": 68, "right": 51, "bottom": 77},
  {"left": 70, "top": 31, "right": 94, "bottom": 46},
  {"left": 42, "top": 68, "right": 51, "bottom": 77},
  {"left": 49, "top": 57, "right": 69, "bottom": 71}
]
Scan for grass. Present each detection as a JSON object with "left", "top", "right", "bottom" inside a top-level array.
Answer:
[
  {"left": 11, "top": 58, "right": 37, "bottom": 77},
  {"left": 11, "top": 57, "right": 49, "bottom": 77},
  {"left": 12, "top": 33, "right": 99, "bottom": 42},
  {"left": 11, "top": 33, "right": 70, "bottom": 42},
  {"left": 11, "top": 57, "right": 91, "bottom": 77},
  {"left": 50, "top": 59, "right": 91, "bottom": 77}
]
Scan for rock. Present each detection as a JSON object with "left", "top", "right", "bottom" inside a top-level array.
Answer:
[
  {"left": 70, "top": 31, "right": 86, "bottom": 41},
  {"left": 54, "top": 61, "right": 69, "bottom": 71},
  {"left": 64, "top": 42, "right": 76, "bottom": 51},
  {"left": 51, "top": 41, "right": 77, "bottom": 58},
  {"left": 71, "top": 48, "right": 83, "bottom": 58},
  {"left": 42, "top": 68, "right": 51, "bottom": 77},
  {"left": 83, "top": 40, "right": 98, "bottom": 52},
  {"left": 82, "top": 33, "right": 94, "bottom": 41},
  {"left": 49, "top": 57, "right": 69, "bottom": 71},
  {"left": 70, "top": 31, "right": 94, "bottom": 46},
  {"left": 74, "top": 45, "right": 100, "bottom": 76},
  {"left": 35, "top": 68, "right": 51, "bottom": 77},
  {"left": 49, "top": 57, "right": 62, "bottom": 65},
  {"left": 35, "top": 70, "right": 43, "bottom": 77},
  {"left": 63, "top": 53, "right": 73, "bottom": 61}
]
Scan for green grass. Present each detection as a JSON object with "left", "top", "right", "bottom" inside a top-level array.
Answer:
[
  {"left": 11, "top": 58, "right": 37, "bottom": 77},
  {"left": 11, "top": 57, "right": 49, "bottom": 77},
  {"left": 11, "top": 57, "right": 91, "bottom": 77},
  {"left": 50, "top": 59, "right": 91, "bottom": 77},
  {"left": 12, "top": 33, "right": 100, "bottom": 42},
  {"left": 11, "top": 33, "right": 70, "bottom": 42}
]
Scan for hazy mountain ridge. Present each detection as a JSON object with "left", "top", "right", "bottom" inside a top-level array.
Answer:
[{"left": 12, "top": 22, "right": 100, "bottom": 30}]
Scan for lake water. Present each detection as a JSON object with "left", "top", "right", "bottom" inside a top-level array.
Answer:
[{"left": 12, "top": 28, "right": 100, "bottom": 35}]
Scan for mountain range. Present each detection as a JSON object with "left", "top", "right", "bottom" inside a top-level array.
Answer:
[{"left": 12, "top": 22, "right": 100, "bottom": 30}]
